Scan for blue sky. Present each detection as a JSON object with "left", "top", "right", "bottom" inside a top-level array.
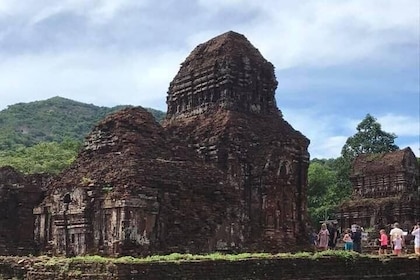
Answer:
[{"left": 0, "top": 0, "right": 418, "bottom": 158}]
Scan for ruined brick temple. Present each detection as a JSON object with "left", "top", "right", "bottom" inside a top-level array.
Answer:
[
  {"left": 2, "top": 31, "right": 311, "bottom": 256},
  {"left": 338, "top": 147, "right": 419, "bottom": 230},
  {"left": 162, "top": 31, "right": 310, "bottom": 250},
  {"left": 0, "top": 166, "right": 48, "bottom": 255}
]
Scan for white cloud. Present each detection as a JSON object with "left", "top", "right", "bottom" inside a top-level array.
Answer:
[
  {"left": 282, "top": 108, "right": 351, "bottom": 159},
  {"left": 2, "top": 0, "right": 418, "bottom": 68},
  {"left": 0, "top": 48, "right": 184, "bottom": 111},
  {"left": 311, "top": 136, "right": 348, "bottom": 159},
  {"left": 89, "top": 0, "right": 129, "bottom": 21},
  {"left": 198, "top": 0, "right": 244, "bottom": 8},
  {"left": 402, "top": 142, "right": 420, "bottom": 157},
  {"left": 346, "top": 114, "right": 420, "bottom": 137},
  {"left": 284, "top": 110, "right": 420, "bottom": 159},
  {"left": 88, "top": 0, "right": 150, "bottom": 24},
  {"left": 245, "top": 0, "right": 419, "bottom": 69},
  {"left": 0, "top": 0, "right": 13, "bottom": 13},
  {"left": 379, "top": 114, "right": 420, "bottom": 157},
  {"left": 29, "top": 5, "right": 67, "bottom": 25},
  {"left": 378, "top": 114, "right": 420, "bottom": 137},
  {"left": 3, "top": 0, "right": 148, "bottom": 26}
]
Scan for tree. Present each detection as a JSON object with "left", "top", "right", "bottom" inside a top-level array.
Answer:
[
  {"left": 341, "top": 114, "right": 399, "bottom": 160},
  {"left": 307, "top": 115, "right": 400, "bottom": 227},
  {"left": 307, "top": 161, "right": 338, "bottom": 225},
  {"left": 0, "top": 140, "right": 81, "bottom": 174},
  {"left": 337, "top": 114, "right": 399, "bottom": 200}
]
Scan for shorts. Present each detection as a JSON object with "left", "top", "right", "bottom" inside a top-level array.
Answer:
[
  {"left": 345, "top": 242, "right": 353, "bottom": 251},
  {"left": 380, "top": 245, "right": 387, "bottom": 250}
]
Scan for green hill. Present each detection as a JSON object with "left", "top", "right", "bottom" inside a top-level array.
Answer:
[{"left": 0, "top": 96, "right": 166, "bottom": 150}]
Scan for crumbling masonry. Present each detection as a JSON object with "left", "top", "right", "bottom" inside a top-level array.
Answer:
[
  {"left": 338, "top": 147, "right": 419, "bottom": 230},
  {"left": 0, "top": 166, "right": 48, "bottom": 255},
  {"left": 6, "top": 31, "right": 311, "bottom": 256}
]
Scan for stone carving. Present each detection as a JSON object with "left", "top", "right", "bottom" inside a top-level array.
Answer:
[
  {"left": 31, "top": 31, "right": 310, "bottom": 256},
  {"left": 337, "top": 147, "right": 419, "bottom": 230}
]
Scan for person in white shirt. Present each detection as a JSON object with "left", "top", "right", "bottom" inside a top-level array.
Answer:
[
  {"left": 411, "top": 223, "right": 420, "bottom": 255},
  {"left": 389, "top": 222, "right": 404, "bottom": 254}
]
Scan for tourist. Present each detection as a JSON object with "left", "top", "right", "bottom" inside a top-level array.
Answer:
[
  {"left": 343, "top": 228, "right": 353, "bottom": 251},
  {"left": 411, "top": 223, "right": 420, "bottom": 255},
  {"left": 328, "top": 222, "right": 339, "bottom": 250},
  {"left": 352, "top": 225, "right": 362, "bottom": 253},
  {"left": 317, "top": 223, "right": 330, "bottom": 251},
  {"left": 309, "top": 228, "right": 318, "bottom": 251},
  {"left": 393, "top": 235, "right": 403, "bottom": 256},
  {"left": 378, "top": 229, "right": 388, "bottom": 255},
  {"left": 389, "top": 222, "right": 404, "bottom": 254}
]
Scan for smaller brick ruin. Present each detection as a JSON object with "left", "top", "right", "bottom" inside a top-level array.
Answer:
[
  {"left": 33, "top": 107, "right": 234, "bottom": 256},
  {"left": 338, "top": 147, "right": 419, "bottom": 230},
  {"left": 0, "top": 166, "right": 47, "bottom": 255}
]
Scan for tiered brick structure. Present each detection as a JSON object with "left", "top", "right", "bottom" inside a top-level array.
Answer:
[
  {"left": 33, "top": 31, "right": 310, "bottom": 256},
  {"left": 165, "top": 31, "right": 278, "bottom": 118},
  {"left": 163, "top": 31, "right": 310, "bottom": 250},
  {"left": 338, "top": 147, "right": 419, "bottom": 230},
  {"left": 0, "top": 166, "right": 47, "bottom": 255}
]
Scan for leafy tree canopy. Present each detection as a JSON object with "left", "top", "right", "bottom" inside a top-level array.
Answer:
[
  {"left": 307, "top": 160, "right": 352, "bottom": 225},
  {"left": 341, "top": 114, "right": 399, "bottom": 160},
  {"left": 0, "top": 139, "right": 81, "bottom": 174}
]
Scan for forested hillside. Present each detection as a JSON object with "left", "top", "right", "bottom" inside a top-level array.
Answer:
[
  {"left": 0, "top": 97, "right": 166, "bottom": 174},
  {"left": 0, "top": 96, "right": 165, "bottom": 150}
]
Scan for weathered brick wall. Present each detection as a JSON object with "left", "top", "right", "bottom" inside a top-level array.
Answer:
[
  {"left": 163, "top": 31, "right": 310, "bottom": 252},
  {"left": 338, "top": 147, "right": 420, "bottom": 230},
  {"left": 1, "top": 256, "right": 419, "bottom": 280},
  {"left": 0, "top": 167, "right": 47, "bottom": 256}
]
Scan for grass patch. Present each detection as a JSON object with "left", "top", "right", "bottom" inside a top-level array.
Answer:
[
  {"left": 70, "top": 255, "right": 109, "bottom": 263},
  {"left": 312, "top": 250, "right": 360, "bottom": 261},
  {"left": 34, "top": 250, "right": 374, "bottom": 267}
]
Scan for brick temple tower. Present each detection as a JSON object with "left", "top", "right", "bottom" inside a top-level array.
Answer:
[{"left": 164, "top": 31, "right": 310, "bottom": 250}]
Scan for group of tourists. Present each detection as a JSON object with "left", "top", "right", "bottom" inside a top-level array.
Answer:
[
  {"left": 315, "top": 222, "right": 363, "bottom": 252},
  {"left": 378, "top": 222, "right": 420, "bottom": 256},
  {"left": 312, "top": 221, "right": 420, "bottom": 256}
]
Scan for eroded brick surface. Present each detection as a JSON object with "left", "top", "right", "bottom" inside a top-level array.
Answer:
[
  {"left": 31, "top": 31, "right": 310, "bottom": 256},
  {"left": 1, "top": 255, "right": 419, "bottom": 280},
  {"left": 0, "top": 166, "right": 47, "bottom": 255},
  {"left": 34, "top": 107, "right": 233, "bottom": 256},
  {"left": 163, "top": 31, "right": 310, "bottom": 251},
  {"left": 338, "top": 147, "right": 419, "bottom": 230}
]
